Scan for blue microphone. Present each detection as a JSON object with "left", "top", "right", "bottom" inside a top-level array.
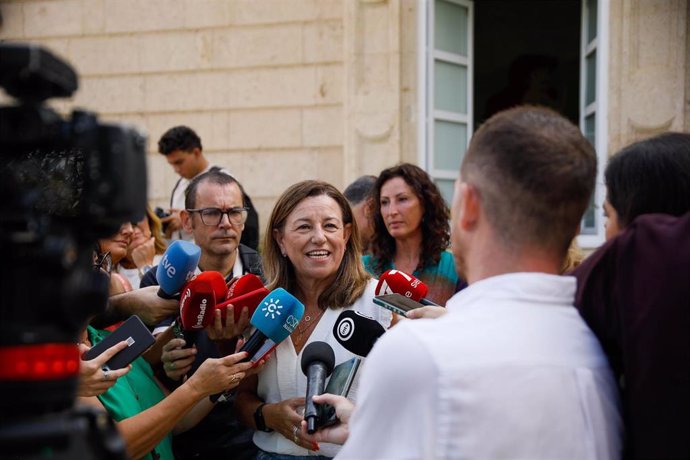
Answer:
[
  {"left": 156, "top": 240, "right": 201, "bottom": 299},
  {"left": 240, "top": 288, "right": 305, "bottom": 364}
]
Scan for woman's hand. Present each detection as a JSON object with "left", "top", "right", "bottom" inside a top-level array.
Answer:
[
  {"left": 264, "top": 398, "right": 320, "bottom": 451},
  {"left": 186, "top": 352, "right": 253, "bottom": 397},
  {"left": 77, "top": 342, "right": 131, "bottom": 397},
  {"left": 206, "top": 304, "right": 250, "bottom": 342},
  {"left": 161, "top": 338, "right": 196, "bottom": 381},
  {"left": 299, "top": 393, "right": 354, "bottom": 446},
  {"left": 130, "top": 236, "right": 155, "bottom": 268}
]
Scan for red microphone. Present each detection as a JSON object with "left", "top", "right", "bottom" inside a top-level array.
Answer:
[
  {"left": 216, "top": 274, "right": 269, "bottom": 324},
  {"left": 375, "top": 269, "right": 440, "bottom": 306},
  {"left": 178, "top": 272, "right": 225, "bottom": 331}
]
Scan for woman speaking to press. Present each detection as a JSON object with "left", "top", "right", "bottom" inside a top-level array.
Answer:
[{"left": 235, "top": 180, "right": 391, "bottom": 459}]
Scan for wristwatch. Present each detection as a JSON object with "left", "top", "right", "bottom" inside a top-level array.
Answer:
[{"left": 253, "top": 403, "right": 273, "bottom": 432}]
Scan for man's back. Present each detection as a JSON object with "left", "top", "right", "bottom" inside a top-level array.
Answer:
[{"left": 339, "top": 273, "right": 621, "bottom": 459}]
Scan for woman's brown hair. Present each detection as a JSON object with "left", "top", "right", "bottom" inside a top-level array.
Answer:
[
  {"left": 264, "top": 180, "right": 370, "bottom": 310},
  {"left": 369, "top": 163, "right": 451, "bottom": 275}
]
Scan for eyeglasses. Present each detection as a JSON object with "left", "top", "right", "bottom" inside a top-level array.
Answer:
[
  {"left": 93, "top": 251, "right": 113, "bottom": 275},
  {"left": 186, "top": 207, "right": 249, "bottom": 226}
]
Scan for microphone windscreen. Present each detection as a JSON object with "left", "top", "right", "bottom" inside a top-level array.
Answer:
[
  {"left": 375, "top": 269, "right": 429, "bottom": 302},
  {"left": 250, "top": 288, "right": 305, "bottom": 343},
  {"left": 193, "top": 271, "right": 228, "bottom": 301},
  {"left": 333, "top": 310, "right": 385, "bottom": 357},
  {"left": 157, "top": 240, "right": 201, "bottom": 296},
  {"left": 301, "top": 341, "right": 336, "bottom": 376},
  {"left": 179, "top": 277, "right": 216, "bottom": 330},
  {"left": 225, "top": 274, "right": 265, "bottom": 301},
  {"left": 217, "top": 274, "right": 269, "bottom": 323}
]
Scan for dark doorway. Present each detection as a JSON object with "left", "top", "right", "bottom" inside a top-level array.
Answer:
[{"left": 474, "top": 0, "right": 581, "bottom": 129}]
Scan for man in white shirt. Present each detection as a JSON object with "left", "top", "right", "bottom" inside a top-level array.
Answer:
[{"left": 309, "top": 107, "right": 622, "bottom": 459}]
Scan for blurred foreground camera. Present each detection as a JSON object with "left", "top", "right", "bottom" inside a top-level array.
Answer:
[{"left": 0, "top": 43, "right": 146, "bottom": 459}]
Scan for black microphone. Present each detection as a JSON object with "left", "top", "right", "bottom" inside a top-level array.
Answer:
[
  {"left": 301, "top": 341, "right": 335, "bottom": 434},
  {"left": 333, "top": 310, "right": 386, "bottom": 357}
]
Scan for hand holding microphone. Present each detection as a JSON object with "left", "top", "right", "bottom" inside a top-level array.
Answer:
[
  {"left": 300, "top": 393, "right": 354, "bottom": 446},
  {"left": 211, "top": 274, "right": 269, "bottom": 341},
  {"left": 375, "top": 269, "right": 441, "bottom": 306}
]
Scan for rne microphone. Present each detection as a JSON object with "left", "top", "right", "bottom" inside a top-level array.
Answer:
[
  {"left": 239, "top": 288, "right": 304, "bottom": 364},
  {"left": 375, "top": 269, "right": 441, "bottom": 306},
  {"left": 174, "top": 272, "right": 222, "bottom": 343},
  {"left": 216, "top": 274, "right": 269, "bottom": 324},
  {"left": 333, "top": 310, "right": 385, "bottom": 357},
  {"left": 156, "top": 240, "right": 201, "bottom": 299},
  {"left": 301, "top": 341, "right": 336, "bottom": 434}
]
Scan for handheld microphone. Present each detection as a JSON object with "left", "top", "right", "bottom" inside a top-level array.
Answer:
[
  {"left": 215, "top": 274, "right": 269, "bottom": 324},
  {"left": 333, "top": 310, "right": 385, "bottom": 357},
  {"left": 239, "top": 288, "right": 305, "bottom": 364},
  {"left": 174, "top": 272, "right": 221, "bottom": 346},
  {"left": 156, "top": 240, "right": 201, "bottom": 299},
  {"left": 301, "top": 341, "right": 335, "bottom": 434},
  {"left": 375, "top": 269, "right": 441, "bottom": 306}
]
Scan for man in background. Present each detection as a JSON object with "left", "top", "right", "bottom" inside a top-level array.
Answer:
[
  {"left": 157, "top": 125, "right": 259, "bottom": 250},
  {"left": 343, "top": 175, "right": 376, "bottom": 254}
]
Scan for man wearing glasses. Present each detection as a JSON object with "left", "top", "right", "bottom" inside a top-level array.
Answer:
[{"left": 140, "top": 169, "right": 263, "bottom": 460}]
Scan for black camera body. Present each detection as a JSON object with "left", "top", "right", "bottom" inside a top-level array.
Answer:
[{"left": 0, "top": 43, "right": 145, "bottom": 458}]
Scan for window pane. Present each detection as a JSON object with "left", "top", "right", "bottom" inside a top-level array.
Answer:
[
  {"left": 434, "top": 120, "right": 467, "bottom": 171},
  {"left": 435, "top": 60, "right": 468, "bottom": 114},
  {"left": 435, "top": 0, "right": 468, "bottom": 56},
  {"left": 586, "top": 50, "right": 597, "bottom": 105},
  {"left": 585, "top": 113, "right": 596, "bottom": 145},
  {"left": 435, "top": 178, "right": 456, "bottom": 207},
  {"left": 587, "top": 0, "right": 598, "bottom": 43},
  {"left": 581, "top": 193, "right": 597, "bottom": 234}
]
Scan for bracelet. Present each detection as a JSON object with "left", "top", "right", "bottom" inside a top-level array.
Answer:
[{"left": 253, "top": 402, "right": 273, "bottom": 432}]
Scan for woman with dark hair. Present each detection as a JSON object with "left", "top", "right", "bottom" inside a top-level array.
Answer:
[
  {"left": 603, "top": 132, "right": 690, "bottom": 239},
  {"left": 364, "top": 163, "right": 460, "bottom": 305},
  {"left": 235, "top": 180, "right": 391, "bottom": 459}
]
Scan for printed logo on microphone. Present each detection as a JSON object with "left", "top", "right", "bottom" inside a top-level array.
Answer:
[
  {"left": 160, "top": 254, "right": 177, "bottom": 279},
  {"left": 194, "top": 298, "right": 208, "bottom": 329},
  {"left": 180, "top": 287, "right": 192, "bottom": 310},
  {"left": 261, "top": 297, "right": 284, "bottom": 320},
  {"left": 390, "top": 270, "right": 411, "bottom": 281},
  {"left": 283, "top": 315, "right": 299, "bottom": 333},
  {"left": 336, "top": 318, "right": 355, "bottom": 342},
  {"left": 378, "top": 280, "right": 392, "bottom": 295}
]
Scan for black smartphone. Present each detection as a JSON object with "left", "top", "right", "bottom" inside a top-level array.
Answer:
[
  {"left": 373, "top": 293, "right": 425, "bottom": 317},
  {"left": 319, "top": 357, "right": 361, "bottom": 428},
  {"left": 84, "top": 315, "right": 155, "bottom": 370}
]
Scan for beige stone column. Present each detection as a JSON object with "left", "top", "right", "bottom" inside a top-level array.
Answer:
[
  {"left": 344, "top": 0, "right": 403, "bottom": 184},
  {"left": 608, "top": 0, "right": 689, "bottom": 153}
]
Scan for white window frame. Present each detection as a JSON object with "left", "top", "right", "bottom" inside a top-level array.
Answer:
[
  {"left": 577, "top": 0, "right": 609, "bottom": 249},
  {"left": 418, "top": 0, "right": 474, "bottom": 191}
]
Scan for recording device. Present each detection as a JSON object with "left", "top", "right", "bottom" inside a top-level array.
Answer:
[
  {"left": 175, "top": 271, "right": 225, "bottom": 335},
  {"left": 216, "top": 274, "right": 269, "bottom": 324},
  {"left": 373, "top": 293, "right": 425, "bottom": 317},
  {"left": 0, "top": 43, "right": 146, "bottom": 458},
  {"left": 156, "top": 240, "right": 201, "bottom": 299},
  {"left": 154, "top": 206, "right": 171, "bottom": 233},
  {"left": 83, "top": 315, "right": 155, "bottom": 370},
  {"left": 333, "top": 310, "right": 386, "bottom": 356},
  {"left": 376, "top": 269, "right": 441, "bottom": 306},
  {"left": 301, "top": 341, "right": 336, "bottom": 434},
  {"left": 319, "top": 357, "right": 361, "bottom": 429},
  {"left": 239, "top": 288, "right": 305, "bottom": 364}
]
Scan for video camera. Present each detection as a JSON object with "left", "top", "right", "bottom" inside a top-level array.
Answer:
[{"left": 0, "top": 43, "right": 147, "bottom": 458}]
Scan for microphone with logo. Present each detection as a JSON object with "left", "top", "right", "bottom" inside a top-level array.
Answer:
[
  {"left": 239, "top": 288, "right": 305, "bottom": 365},
  {"left": 215, "top": 274, "right": 269, "bottom": 325},
  {"left": 333, "top": 310, "right": 386, "bottom": 358},
  {"left": 156, "top": 240, "right": 201, "bottom": 299},
  {"left": 301, "top": 341, "right": 336, "bottom": 434},
  {"left": 173, "top": 271, "right": 224, "bottom": 343},
  {"left": 375, "top": 269, "right": 441, "bottom": 306}
]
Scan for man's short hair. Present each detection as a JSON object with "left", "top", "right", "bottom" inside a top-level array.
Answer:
[
  {"left": 461, "top": 106, "right": 596, "bottom": 256},
  {"left": 185, "top": 170, "right": 241, "bottom": 209},
  {"left": 343, "top": 175, "right": 377, "bottom": 205},
  {"left": 158, "top": 126, "right": 202, "bottom": 155}
]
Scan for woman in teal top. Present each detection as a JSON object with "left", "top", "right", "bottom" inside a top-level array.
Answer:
[
  {"left": 363, "top": 164, "right": 460, "bottom": 305},
  {"left": 79, "top": 325, "right": 253, "bottom": 460}
]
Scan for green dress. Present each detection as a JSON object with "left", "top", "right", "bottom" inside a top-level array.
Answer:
[{"left": 88, "top": 326, "right": 174, "bottom": 460}]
